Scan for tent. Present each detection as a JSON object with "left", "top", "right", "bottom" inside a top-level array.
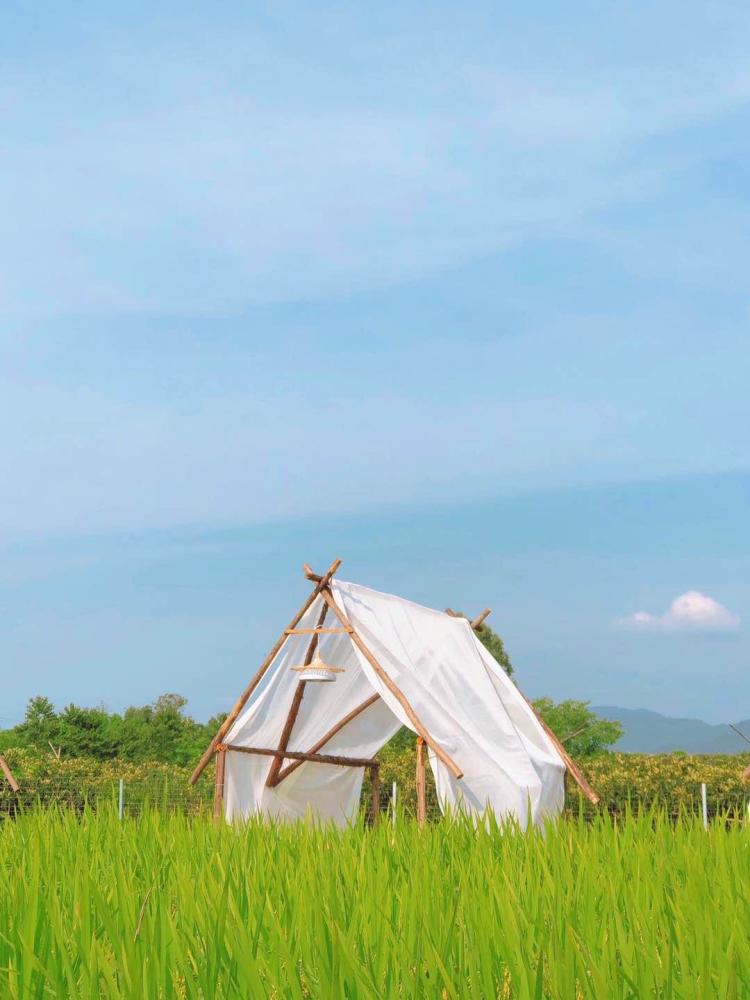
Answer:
[
  {"left": 190, "top": 560, "right": 598, "bottom": 827},
  {"left": 0, "top": 755, "right": 19, "bottom": 793}
]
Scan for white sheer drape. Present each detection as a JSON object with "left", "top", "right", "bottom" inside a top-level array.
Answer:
[{"left": 223, "top": 580, "right": 564, "bottom": 828}]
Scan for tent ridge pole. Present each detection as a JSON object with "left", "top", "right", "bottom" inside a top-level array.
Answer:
[
  {"left": 188, "top": 557, "right": 342, "bottom": 785},
  {"left": 319, "top": 586, "right": 464, "bottom": 781}
]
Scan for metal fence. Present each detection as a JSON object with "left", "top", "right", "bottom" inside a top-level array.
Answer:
[{"left": 2, "top": 765, "right": 749, "bottom": 825}]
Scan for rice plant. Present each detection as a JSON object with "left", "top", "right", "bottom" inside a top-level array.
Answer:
[{"left": 0, "top": 806, "right": 747, "bottom": 998}]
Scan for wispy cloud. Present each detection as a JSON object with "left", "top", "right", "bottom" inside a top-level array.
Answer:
[
  {"left": 3, "top": 5, "right": 750, "bottom": 317},
  {"left": 619, "top": 591, "right": 740, "bottom": 633}
]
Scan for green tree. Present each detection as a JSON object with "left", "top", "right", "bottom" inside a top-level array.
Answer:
[
  {"left": 0, "top": 692, "right": 222, "bottom": 765},
  {"left": 531, "top": 698, "right": 623, "bottom": 758},
  {"left": 14, "top": 696, "right": 60, "bottom": 750},
  {"left": 56, "top": 704, "right": 119, "bottom": 759},
  {"left": 475, "top": 622, "right": 513, "bottom": 676}
]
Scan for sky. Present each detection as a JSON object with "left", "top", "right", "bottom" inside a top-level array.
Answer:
[{"left": 1, "top": 1, "right": 748, "bottom": 725}]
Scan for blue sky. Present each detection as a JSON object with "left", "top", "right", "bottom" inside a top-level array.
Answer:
[{"left": 1, "top": 2, "right": 748, "bottom": 725}]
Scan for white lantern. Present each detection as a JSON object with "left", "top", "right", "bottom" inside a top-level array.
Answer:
[{"left": 291, "top": 649, "right": 345, "bottom": 683}]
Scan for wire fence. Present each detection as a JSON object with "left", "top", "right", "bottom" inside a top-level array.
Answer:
[
  {"left": 2, "top": 749, "right": 750, "bottom": 825},
  {"left": 2, "top": 775, "right": 748, "bottom": 828}
]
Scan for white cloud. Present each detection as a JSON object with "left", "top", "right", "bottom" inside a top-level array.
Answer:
[{"left": 620, "top": 591, "right": 740, "bottom": 633}]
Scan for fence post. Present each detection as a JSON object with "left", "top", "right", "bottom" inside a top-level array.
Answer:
[
  {"left": 391, "top": 781, "right": 397, "bottom": 827},
  {"left": 118, "top": 778, "right": 124, "bottom": 820},
  {"left": 701, "top": 782, "right": 708, "bottom": 830}
]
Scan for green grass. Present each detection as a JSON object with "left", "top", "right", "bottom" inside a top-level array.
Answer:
[{"left": 0, "top": 808, "right": 748, "bottom": 998}]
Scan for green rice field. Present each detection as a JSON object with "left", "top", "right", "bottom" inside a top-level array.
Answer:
[{"left": 1, "top": 808, "right": 747, "bottom": 998}]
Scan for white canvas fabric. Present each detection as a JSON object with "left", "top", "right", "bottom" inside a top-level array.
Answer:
[{"left": 223, "top": 579, "right": 565, "bottom": 827}]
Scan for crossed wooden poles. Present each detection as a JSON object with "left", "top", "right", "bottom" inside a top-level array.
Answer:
[{"left": 190, "top": 558, "right": 598, "bottom": 822}]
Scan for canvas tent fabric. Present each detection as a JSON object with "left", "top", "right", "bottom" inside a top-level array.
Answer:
[{"left": 223, "top": 580, "right": 565, "bottom": 827}]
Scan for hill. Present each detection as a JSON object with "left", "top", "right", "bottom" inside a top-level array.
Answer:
[{"left": 594, "top": 706, "right": 750, "bottom": 754}]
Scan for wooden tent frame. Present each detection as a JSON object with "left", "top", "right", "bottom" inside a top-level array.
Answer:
[
  {"left": 190, "top": 558, "right": 598, "bottom": 822},
  {"left": 0, "top": 754, "right": 19, "bottom": 793}
]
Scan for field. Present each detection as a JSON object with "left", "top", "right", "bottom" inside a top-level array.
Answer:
[{"left": 1, "top": 808, "right": 748, "bottom": 998}]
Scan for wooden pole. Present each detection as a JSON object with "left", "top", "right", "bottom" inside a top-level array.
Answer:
[
  {"left": 213, "top": 747, "right": 226, "bottom": 823},
  {"left": 265, "top": 603, "right": 328, "bottom": 788},
  {"left": 470, "top": 608, "right": 492, "bottom": 629},
  {"left": 220, "top": 744, "right": 378, "bottom": 768},
  {"left": 189, "top": 557, "right": 341, "bottom": 784},
  {"left": 530, "top": 710, "right": 599, "bottom": 805},
  {"left": 319, "top": 586, "right": 464, "bottom": 780},
  {"left": 415, "top": 737, "right": 426, "bottom": 826},
  {"left": 0, "top": 754, "right": 19, "bottom": 793},
  {"left": 273, "top": 693, "right": 381, "bottom": 786},
  {"left": 370, "top": 764, "right": 380, "bottom": 826},
  {"left": 445, "top": 607, "right": 492, "bottom": 629}
]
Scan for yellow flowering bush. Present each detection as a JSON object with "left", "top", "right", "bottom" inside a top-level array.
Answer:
[{"left": 3, "top": 746, "right": 749, "bottom": 820}]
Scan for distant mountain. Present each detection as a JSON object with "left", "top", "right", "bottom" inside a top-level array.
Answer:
[{"left": 592, "top": 706, "right": 750, "bottom": 754}]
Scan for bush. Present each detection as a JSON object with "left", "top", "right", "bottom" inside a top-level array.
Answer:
[{"left": 3, "top": 746, "right": 749, "bottom": 821}]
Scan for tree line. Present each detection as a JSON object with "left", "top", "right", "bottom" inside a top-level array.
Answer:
[
  {"left": 0, "top": 694, "right": 227, "bottom": 768},
  {"left": 0, "top": 623, "right": 622, "bottom": 765}
]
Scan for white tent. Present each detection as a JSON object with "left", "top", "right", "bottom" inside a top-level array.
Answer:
[{"left": 190, "top": 560, "right": 597, "bottom": 827}]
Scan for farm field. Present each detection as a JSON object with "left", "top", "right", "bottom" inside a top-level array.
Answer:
[{"left": 1, "top": 808, "right": 748, "bottom": 998}]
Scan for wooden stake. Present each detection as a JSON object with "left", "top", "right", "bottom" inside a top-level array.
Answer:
[
  {"left": 0, "top": 754, "right": 19, "bottom": 793},
  {"left": 273, "top": 693, "right": 381, "bottom": 786},
  {"left": 189, "top": 557, "right": 341, "bottom": 784},
  {"left": 370, "top": 764, "right": 380, "bottom": 826},
  {"left": 319, "top": 586, "right": 464, "bottom": 780},
  {"left": 416, "top": 737, "right": 426, "bottom": 826},
  {"left": 265, "top": 602, "right": 329, "bottom": 788},
  {"left": 213, "top": 747, "right": 226, "bottom": 823}
]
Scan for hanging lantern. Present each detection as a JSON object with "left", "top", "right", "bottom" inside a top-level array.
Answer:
[{"left": 291, "top": 649, "right": 345, "bottom": 683}]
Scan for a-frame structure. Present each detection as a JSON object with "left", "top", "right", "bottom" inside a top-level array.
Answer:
[
  {"left": 190, "top": 558, "right": 598, "bottom": 821},
  {"left": 0, "top": 754, "right": 19, "bottom": 793}
]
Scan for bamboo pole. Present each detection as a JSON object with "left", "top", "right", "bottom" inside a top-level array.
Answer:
[
  {"left": 370, "top": 764, "right": 380, "bottom": 826},
  {"left": 415, "top": 737, "right": 426, "bottom": 826},
  {"left": 273, "top": 693, "right": 381, "bottom": 785},
  {"left": 285, "top": 627, "right": 352, "bottom": 635},
  {"left": 265, "top": 603, "right": 329, "bottom": 788},
  {"left": 0, "top": 754, "right": 19, "bottom": 793},
  {"left": 470, "top": 608, "right": 492, "bottom": 629},
  {"left": 319, "top": 586, "right": 464, "bottom": 780},
  {"left": 528, "top": 707, "right": 599, "bottom": 805},
  {"left": 189, "top": 557, "right": 341, "bottom": 784},
  {"left": 445, "top": 607, "right": 492, "bottom": 629},
  {"left": 220, "top": 744, "right": 377, "bottom": 768},
  {"left": 213, "top": 747, "right": 226, "bottom": 823}
]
